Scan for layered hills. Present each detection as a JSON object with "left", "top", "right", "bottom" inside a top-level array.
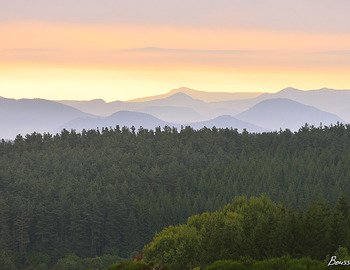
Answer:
[
  {"left": 126, "top": 86, "right": 263, "bottom": 103},
  {"left": 1, "top": 87, "right": 349, "bottom": 139},
  {"left": 0, "top": 97, "right": 92, "bottom": 139},
  {"left": 236, "top": 98, "right": 342, "bottom": 131}
]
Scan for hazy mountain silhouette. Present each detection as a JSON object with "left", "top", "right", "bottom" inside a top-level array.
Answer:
[
  {"left": 206, "top": 87, "right": 350, "bottom": 119},
  {"left": 141, "top": 92, "right": 204, "bottom": 107},
  {"left": 58, "top": 92, "right": 238, "bottom": 120},
  {"left": 127, "top": 87, "right": 263, "bottom": 102},
  {"left": 338, "top": 106, "right": 350, "bottom": 122},
  {"left": 58, "top": 93, "right": 207, "bottom": 117},
  {"left": 236, "top": 98, "right": 343, "bottom": 131},
  {"left": 265, "top": 87, "right": 350, "bottom": 121},
  {"left": 135, "top": 106, "right": 207, "bottom": 123},
  {"left": 189, "top": 115, "right": 268, "bottom": 132},
  {"left": 57, "top": 87, "right": 350, "bottom": 120},
  {"left": 57, "top": 110, "right": 270, "bottom": 134},
  {"left": 57, "top": 99, "right": 128, "bottom": 117},
  {"left": 137, "top": 92, "right": 236, "bottom": 119},
  {"left": 4, "top": 87, "right": 350, "bottom": 140},
  {"left": 0, "top": 97, "right": 92, "bottom": 139},
  {"left": 55, "top": 111, "right": 179, "bottom": 133}
]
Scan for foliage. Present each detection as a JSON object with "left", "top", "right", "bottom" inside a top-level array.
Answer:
[
  {"left": 324, "top": 246, "right": 350, "bottom": 269},
  {"left": 252, "top": 256, "right": 325, "bottom": 270},
  {"left": 144, "top": 195, "right": 350, "bottom": 268},
  {"left": 204, "top": 257, "right": 326, "bottom": 270},
  {"left": 24, "top": 251, "right": 50, "bottom": 269},
  {"left": 143, "top": 225, "right": 201, "bottom": 270},
  {"left": 51, "top": 254, "right": 120, "bottom": 270},
  {"left": 107, "top": 260, "right": 168, "bottom": 270},
  {"left": 2, "top": 124, "right": 350, "bottom": 267},
  {"left": 0, "top": 249, "right": 16, "bottom": 270},
  {"left": 53, "top": 254, "right": 84, "bottom": 270},
  {"left": 205, "top": 260, "right": 245, "bottom": 270}
]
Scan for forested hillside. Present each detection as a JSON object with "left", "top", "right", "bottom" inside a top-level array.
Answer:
[{"left": 1, "top": 124, "right": 350, "bottom": 268}]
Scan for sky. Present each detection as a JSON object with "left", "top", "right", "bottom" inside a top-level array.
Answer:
[{"left": 1, "top": 0, "right": 350, "bottom": 101}]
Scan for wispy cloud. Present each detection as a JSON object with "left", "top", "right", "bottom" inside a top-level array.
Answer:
[
  {"left": 1, "top": 48, "right": 68, "bottom": 53},
  {"left": 107, "top": 47, "right": 265, "bottom": 54},
  {"left": 321, "top": 50, "right": 350, "bottom": 54}
]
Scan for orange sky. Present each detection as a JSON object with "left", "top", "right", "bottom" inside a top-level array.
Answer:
[{"left": 1, "top": 21, "right": 350, "bottom": 101}]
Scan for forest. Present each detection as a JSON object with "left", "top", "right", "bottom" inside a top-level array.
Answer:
[{"left": 1, "top": 123, "right": 350, "bottom": 269}]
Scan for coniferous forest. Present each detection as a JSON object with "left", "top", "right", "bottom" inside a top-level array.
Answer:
[{"left": 1, "top": 124, "right": 350, "bottom": 269}]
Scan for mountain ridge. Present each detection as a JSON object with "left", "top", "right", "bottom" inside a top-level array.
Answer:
[
  {"left": 126, "top": 87, "right": 263, "bottom": 103},
  {"left": 236, "top": 98, "right": 343, "bottom": 131},
  {"left": 55, "top": 110, "right": 267, "bottom": 134},
  {"left": 2, "top": 87, "right": 350, "bottom": 139},
  {"left": 0, "top": 97, "right": 93, "bottom": 139}
]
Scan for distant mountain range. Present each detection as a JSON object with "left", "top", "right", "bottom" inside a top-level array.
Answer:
[
  {"left": 58, "top": 91, "right": 239, "bottom": 120},
  {"left": 126, "top": 87, "right": 263, "bottom": 103},
  {"left": 55, "top": 111, "right": 268, "bottom": 134},
  {"left": 190, "top": 115, "right": 268, "bottom": 132},
  {"left": 0, "top": 97, "right": 92, "bottom": 139},
  {"left": 56, "top": 87, "right": 350, "bottom": 121},
  {"left": 1, "top": 87, "right": 349, "bottom": 139},
  {"left": 236, "top": 98, "right": 342, "bottom": 131},
  {"left": 257, "top": 87, "right": 350, "bottom": 121},
  {"left": 55, "top": 111, "right": 174, "bottom": 134}
]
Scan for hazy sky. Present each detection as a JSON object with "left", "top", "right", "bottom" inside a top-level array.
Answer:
[{"left": 1, "top": 0, "right": 350, "bottom": 101}]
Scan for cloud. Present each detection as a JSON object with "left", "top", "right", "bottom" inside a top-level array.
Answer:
[
  {"left": 1, "top": 0, "right": 350, "bottom": 34},
  {"left": 108, "top": 47, "right": 264, "bottom": 54},
  {"left": 321, "top": 50, "right": 350, "bottom": 54},
  {"left": 1, "top": 48, "right": 68, "bottom": 53}
]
